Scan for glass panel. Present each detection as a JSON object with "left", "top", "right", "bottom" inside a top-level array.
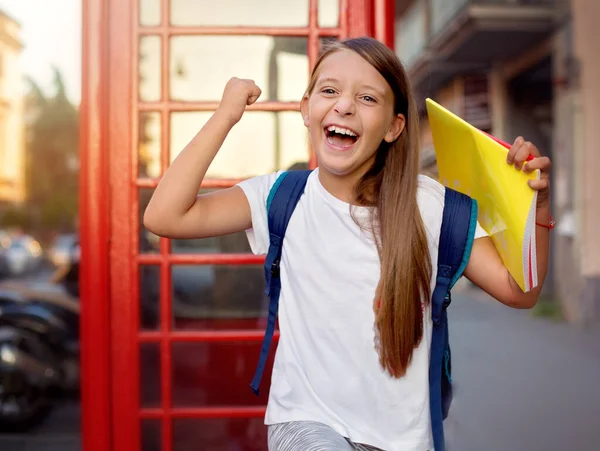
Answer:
[
  {"left": 319, "top": 0, "right": 340, "bottom": 27},
  {"left": 171, "top": 265, "right": 266, "bottom": 330},
  {"left": 139, "top": 112, "right": 161, "bottom": 178},
  {"left": 140, "top": 264, "right": 160, "bottom": 330},
  {"left": 171, "top": 112, "right": 308, "bottom": 179},
  {"left": 140, "top": 188, "right": 160, "bottom": 254},
  {"left": 140, "top": 343, "right": 161, "bottom": 407},
  {"left": 171, "top": 0, "right": 309, "bottom": 27},
  {"left": 174, "top": 418, "right": 267, "bottom": 451},
  {"left": 170, "top": 36, "right": 308, "bottom": 102},
  {"left": 140, "top": 35, "right": 161, "bottom": 102},
  {"left": 142, "top": 419, "right": 162, "bottom": 451},
  {"left": 172, "top": 342, "right": 274, "bottom": 406},
  {"left": 140, "top": 0, "right": 161, "bottom": 27},
  {"left": 171, "top": 233, "right": 251, "bottom": 255}
]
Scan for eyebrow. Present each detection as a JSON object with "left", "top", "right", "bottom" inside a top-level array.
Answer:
[{"left": 316, "top": 77, "right": 386, "bottom": 97}]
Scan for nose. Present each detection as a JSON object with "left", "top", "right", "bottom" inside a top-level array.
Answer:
[{"left": 334, "top": 96, "right": 355, "bottom": 116}]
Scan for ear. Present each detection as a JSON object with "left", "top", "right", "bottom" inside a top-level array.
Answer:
[
  {"left": 384, "top": 114, "right": 406, "bottom": 143},
  {"left": 300, "top": 96, "right": 310, "bottom": 127}
]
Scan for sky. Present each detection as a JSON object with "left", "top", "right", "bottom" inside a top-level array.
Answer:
[{"left": 0, "top": 0, "right": 81, "bottom": 104}]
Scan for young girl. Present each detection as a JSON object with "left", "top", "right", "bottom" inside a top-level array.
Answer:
[{"left": 144, "top": 37, "right": 552, "bottom": 451}]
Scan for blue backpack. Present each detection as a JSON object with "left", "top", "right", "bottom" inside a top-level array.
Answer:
[{"left": 250, "top": 170, "right": 478, "bottom": 451}]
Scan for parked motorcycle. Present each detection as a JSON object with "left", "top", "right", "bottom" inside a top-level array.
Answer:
[{"left": 0, "top": 257, "right": 79, "bottom": 432}]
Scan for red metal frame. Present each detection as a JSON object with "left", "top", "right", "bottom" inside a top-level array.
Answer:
[
  {"left": 107, "top": 0, "right": 138, "bottom": 449},
  {"left": 80, "top": 1, "right": 393, "bottom": 450},
  {"left": 374, "top": 0, "right": 396, "bottom": 49},
  {"left": 79, "top": 0, "right": 111, "bottom": 450}
]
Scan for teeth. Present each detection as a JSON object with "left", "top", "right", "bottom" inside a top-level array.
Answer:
[{"left": 327, "top": 125, "right": 357, "bottom": 137}]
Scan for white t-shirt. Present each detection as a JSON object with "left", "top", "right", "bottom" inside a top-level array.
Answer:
[{"left": 237, "top": 168, "right": 485, "bottom": 451}]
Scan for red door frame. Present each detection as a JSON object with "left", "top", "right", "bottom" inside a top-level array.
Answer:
[
  {"left": 79, "top": 0, "right": 111, "bottom": 450},
  {"left": 79, "top": 1, "right": 394, "bottom": 450}
]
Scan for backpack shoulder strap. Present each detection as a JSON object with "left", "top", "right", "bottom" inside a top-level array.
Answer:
[
  {"left": 430, "top": 187, "right": 478, "bottom": 451},
  {"left": 250, "top": 169, "right": 312, "bottom": 395},
  {"left": 432, "top": 188, "right": 478, "bottom": 322}
]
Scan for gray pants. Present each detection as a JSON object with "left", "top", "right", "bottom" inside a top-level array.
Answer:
[{"left": 268, "top": 421, "right": 384, "bottom": 451}]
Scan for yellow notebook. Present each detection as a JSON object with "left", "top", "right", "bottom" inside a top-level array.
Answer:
[{"left": 425, "top": 98, "right": 540, "bottom": 292}]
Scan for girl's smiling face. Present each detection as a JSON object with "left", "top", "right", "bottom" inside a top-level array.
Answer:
[{"left": 301, "top": 49, "right": 405, "bottom": 180}]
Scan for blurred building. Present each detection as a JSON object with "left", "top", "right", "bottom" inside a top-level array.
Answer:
[
  {"left": 0, "top": 10, "right": 25, "bottom": 206},
  {"left": 395, "top": 0, "right": 600, "bottom": 324}
]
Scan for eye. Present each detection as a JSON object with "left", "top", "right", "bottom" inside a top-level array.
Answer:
[
  {"left": 321, "top": 88, "right": 337, "bottom": 95},
  {"left": 362, "top": 95, "right": 377, "bottom": 103}
]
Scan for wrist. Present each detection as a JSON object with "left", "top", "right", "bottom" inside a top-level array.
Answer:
[
  {"left": 214, "top": 106, "right": 240, "bottom": 129},
  {"left": 535, "top": 204, "right": 554, "bottom": 230}
]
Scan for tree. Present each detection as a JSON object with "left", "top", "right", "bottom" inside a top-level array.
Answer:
[{"left": 24, "top": 68, "right": 79, "bottom": 234}]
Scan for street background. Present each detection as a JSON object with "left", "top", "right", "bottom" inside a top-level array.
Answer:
[{"left": 0, "top": 0, "right": 599, "bottom": 449}]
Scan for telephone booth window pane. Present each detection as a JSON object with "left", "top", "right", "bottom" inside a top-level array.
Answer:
[
  {"left": 142, "top": 419, "right": 162, "bottom": 451},
  {"left": 173, "top": 417, "right": 267, "bottom": 450},
  {"left": 171, "top": 265, "right": 266, "bottom": 330},
  {"left": 140, "top": 264, "right": 160, "bottom": 330},
  {"left": 140, "top": 343, "right": 161, "bottom": 407},
  {"left": 139, "top": 36, "right": 161, "bottom": 102},
  {"left": 139, "top": 112, "right": 161, "bottom": 178},
  {"left": 139, "top": 189, "right": 160, "bottom": 254},
  {"left": 319, "top": 0, "right": 340, "bottom": 27},
  {"left": 171, "top": 232, "right": 251, "bottom": 255},
  {"left": 170, "top": 36, "right": 308, "bottom": 102},
  {"left": 171, "top": 342, "right": 274, "bottom": 406},
  {"left": 170, "top": 112, "right": 308, "bottom": 179},
  {"left": 140, "top": 0, "right": 161, "bottom": 27},
  {"left": 171, "top": 0, "right": 309, "bottom": 27}
]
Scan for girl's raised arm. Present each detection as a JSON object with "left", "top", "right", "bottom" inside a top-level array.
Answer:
[{"left": 143, "top": 78, "right": 261, "bottom": 239}]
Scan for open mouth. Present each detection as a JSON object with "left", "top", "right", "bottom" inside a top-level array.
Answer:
[{"left": 324, "top": 125, "right": 359, "bottom": 149}]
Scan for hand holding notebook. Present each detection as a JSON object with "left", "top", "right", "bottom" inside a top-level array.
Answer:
[{"left": 425, "top": 98, "right": 543, "bottom": 292}]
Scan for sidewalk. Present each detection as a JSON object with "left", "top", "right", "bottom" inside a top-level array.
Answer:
[{"left": 445, "top": 288, "right": 600, "bottom": 450}]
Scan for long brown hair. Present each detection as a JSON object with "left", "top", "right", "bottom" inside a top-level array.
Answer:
[{"left": 305, "top": 37, "right": 432, "bottom": 377}]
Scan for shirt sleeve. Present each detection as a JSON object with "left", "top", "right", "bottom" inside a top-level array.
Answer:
[
  {"left": 417, "top": 175, "right": 488, "bottom": 243},
  {"left": 474, "top": 220, "right": 488, "bottom": 239},
  {"left": 236, "top": 171, "right": 283, "bottom": 255}
]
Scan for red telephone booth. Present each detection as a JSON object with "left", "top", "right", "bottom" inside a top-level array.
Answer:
[{"left": 79, "top": 1, "right": 394, "bottom": 450}]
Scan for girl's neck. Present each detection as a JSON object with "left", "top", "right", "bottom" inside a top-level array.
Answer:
[{"left": 317, "top": 166, "right": 363, "bottom": 206}]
